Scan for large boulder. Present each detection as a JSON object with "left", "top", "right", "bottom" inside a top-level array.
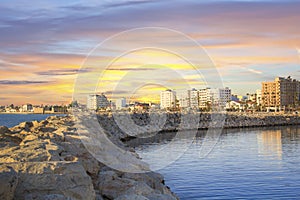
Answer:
[
  {"left": 0, "top": 166, "right": 18, "bottom": 200},
  {"left": 7, "top": 161, "right": 95, "bottom": 200},
  {"left": 115, "top": 194, "right": 149, "bottom": 200},
  {"left": 0, "top": 126, "right": 21, "bottom": 148},
  {"left": 122, "top": 172, "right": 165, "bottom": 191},
  {"left": 121, "top": 182, "right": 155, "bottom": 197},
  {"left": 18, "top": 121, "right": 34, "bottom": 132},
  {"left": 97, "top": 170, "right": 136, "bottom": 199},
  {"left": 146, "top": 194, "right": 177, "bottom": 200},
  {"left": 0, "top": 126, "right": 10, "bottom": 134}
]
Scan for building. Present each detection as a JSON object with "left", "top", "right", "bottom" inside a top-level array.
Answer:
[
  {"left": 262, "top": 77, "right": 300, "bottom": 111},
  {"left": 248, "top": 93, "right": 257, "bottom": 102},
  {"left": 231, "top": 94, "right": 239, "bottom": 102},
  {"left": 176, "top": 88, "right": 199, "bottom": 109},
  {"left": 199, "top": 88, "right": 210, "bottom": 109},
  {"left": 199, "top": 87, "right": 231, "bottom": 109},
  {"left": 226, "top": 101, "right": 245, "bottom": 111},
  {"left": 87, "top": 93, "right": 109, "bottom": 110},
  {"left": 190, "top": 89, "right": 199, "bottom": 108},
  {"left": 256, "top": 89, "right": 262, "bottom": 106},
  {"left": 160, "top": 89, "right": 176, "bottom": 109},
  {"left": 237, "top": 95, "right": 247, "bottom": 102},
  {"left": 176, "top": 90, "right": 191, "bottom": 108},
  {"left": 134, "top": 102, "right": 150, "bottom": 111},
  {"left": 116, "top": 98, "right": 127, "bottom": 110},
  {"left": 33, "top": 106, "right": 44, "bottom": 114},
  {"left": 210, "top": 87, "right": 231, "bottom": 107},
  {"left": 22, "top": 104, "right": 33, "bottom": 112},
  {"left": 149, "top": 102, "right": 160, "bottom": 109}
]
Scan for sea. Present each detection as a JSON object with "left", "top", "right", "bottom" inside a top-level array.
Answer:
[
  {"left": 135, "top": 126, "right": 300, "bottom": 199},
  {"left": 0, "top": 113, "right": 66, "bottom": 128}
]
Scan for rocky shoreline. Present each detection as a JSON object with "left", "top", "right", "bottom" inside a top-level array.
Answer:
[
  {"left": 97, "top": 112, "right": 300, "bottom": 140},
  {"left": 0, "top": 115, "right": 178, "bottom": 200}
]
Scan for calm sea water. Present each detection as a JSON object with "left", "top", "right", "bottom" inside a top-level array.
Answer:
[
  {"left": 0, "top": 114, "right": 66, "bottom": 128},
  {"left": 136, "top": 126, "right": 300, "bottom": 199}
]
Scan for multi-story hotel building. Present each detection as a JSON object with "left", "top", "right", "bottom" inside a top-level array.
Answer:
[
  {"left": 116, "top": 97, "right": 126, "bottom": 110},
  {"left": 256, "top": 89, "right": 262, "bottom": 106},
  {"left": 176, "top": 90, "right": 191, "bottom": 108},
  {"left": 190, "top": 89, "right": 199, "bottom": 108},
  {"left": 87, "top": 93, "right": 109, "bottom": 110},
  {"left": 176, "top": 88, "right": 199, "bottom": 109},
  {"left": 160, "top": 89, "right": 176, "bottom": 109},
  {"left": 262, "top": 77, "right": 300, "bottom": 110},
  {"left": 199, "top": 88, "right": 211, "bottom": 108},
  {"left": 199, "top": 87, "right": 231, "bottom": 109}
]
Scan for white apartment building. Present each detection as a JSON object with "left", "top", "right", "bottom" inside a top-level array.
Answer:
[
  {"left": 199, "top": 88, "right": 211, "bottom": 108},
  {"left": 160, "top": 89, "right": 176, "bottom": 109},
  {"left": 176, "top": 90, "right": 191, "bottom": 108},
  {"left": 176, "top": 88, "right": 199, "bottom": 109},
  {"left": 199, "top": 87, "right": 231, "bottom": 109},
  {"left": 116, "top": 97, "right": 126, "bottom": 110},
  {"left": 256, "top": 89, "right": 262, "bottom": 106},
  {"left": 87, "top": 93, "right": 109, "bottom": 110},
  {"left": 190, "top": 89, "right": 199, "bottom": 108},
  {"left": 22, "top": 104, "right": 33, "bottom": 112}
]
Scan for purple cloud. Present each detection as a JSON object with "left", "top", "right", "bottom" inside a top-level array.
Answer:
[{"left": 0, "top": 80, "right": 51, "bottom": 85}]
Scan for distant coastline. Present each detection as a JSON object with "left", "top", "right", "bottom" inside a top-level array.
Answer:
[{"left": 0, "top": 112, "right": 69, "bottom": 115}]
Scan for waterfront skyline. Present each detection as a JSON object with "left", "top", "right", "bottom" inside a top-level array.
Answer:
[{"left": 1, "top": 0, "right": 300, "bottom": 105}]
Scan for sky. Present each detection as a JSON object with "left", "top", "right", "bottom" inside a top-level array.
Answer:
[{"left": 1, "top": 0, "right": 300, "bottom": 105}]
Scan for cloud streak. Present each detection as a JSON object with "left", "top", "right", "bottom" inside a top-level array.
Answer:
[
  {"left": 0, "top": 80, "right": 51, "bottom": 85},
  {"left": 35, "top": 69, "right": 79, "bottom": 76}
]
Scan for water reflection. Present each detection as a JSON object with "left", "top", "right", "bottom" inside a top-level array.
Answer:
[
  {"left": 257, "top": 126, "right": 300, "bottom": 161},
  {"left": 130, "top": 125, "right": 300, "bottom": 199},
  {"left": 257, "top": 130, "right": 282, "bottom": 160}
]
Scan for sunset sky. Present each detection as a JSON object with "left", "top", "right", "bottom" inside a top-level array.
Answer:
[{"left": 1, "top": 0, "right": 300, "bottom": 105}]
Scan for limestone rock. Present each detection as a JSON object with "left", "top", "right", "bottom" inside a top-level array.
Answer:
[
  {"left": 9, "top": 161, "right": 95, "bottom": 200},
  {"left": 121, "top": 181, "right": 155, "bottom": 196},
  {"left": 146, "top": 194, "right": 178, "bottom": 200},
  {"left": 122, "top": 172, "right": 164, "bottom": 191},
  {"left": 0, "top": 133, "right": 22, "bottom": 148},
  {"left": 97, "top": 170, "right": 136, "bottom": 199},
  {"left": 18, "top": 121, "right": 34, "bottom": 132},
  {"left": 0, "top": 115, "right": 180, "bottom": 200},
  {"left": 115, "top": 194, "right": 149, "bottom": 200},
  {"left": 0, "top": 166, "right": 18, "bottom": 200},
  {"left": 0, "top": 126, "right": 10, "bottom": 134}
]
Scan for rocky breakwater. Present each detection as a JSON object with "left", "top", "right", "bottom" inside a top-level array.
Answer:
[
  {"left": 0, "top": 116, "right": 178, "bottom": 200},
  {"left": 97, "top": 112, "right": 300, "bottom": 140}
]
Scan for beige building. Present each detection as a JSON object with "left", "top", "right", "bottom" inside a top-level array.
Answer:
[{"left": 262, "top": 77, "right": 300, "bottom": 110}]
